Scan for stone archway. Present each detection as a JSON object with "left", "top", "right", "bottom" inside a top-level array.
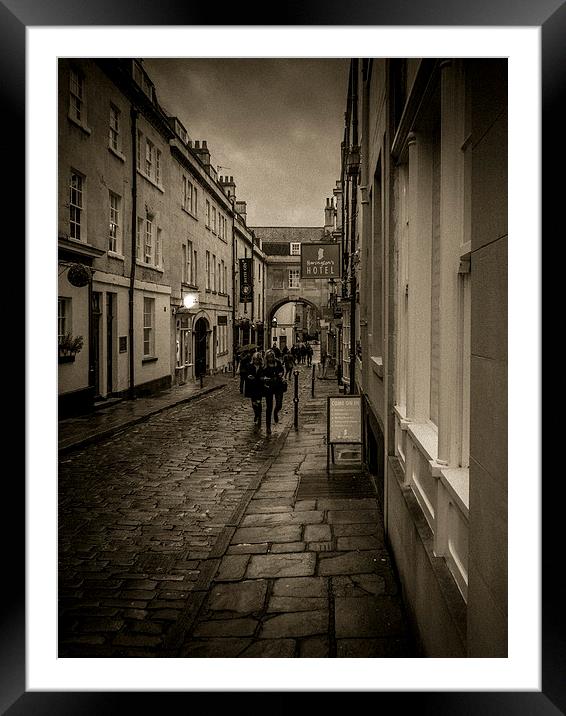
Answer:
[{"left": 267, "top": 296, "right": 322, "bottom": 348}]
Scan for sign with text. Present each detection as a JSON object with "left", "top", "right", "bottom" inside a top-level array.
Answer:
[
  {"left": 239, "top": 258, "right": 253, "bottom": 302},
  {"left": 301, "top": 243, "right": 341, "bottom": 279},
  {"left": 327, "top": 396, "right": 362, "bottom": 444}
]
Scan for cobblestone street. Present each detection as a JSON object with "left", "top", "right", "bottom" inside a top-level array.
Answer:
[{"left": 59, "top": 365, "right": 415, "bottom": 657}]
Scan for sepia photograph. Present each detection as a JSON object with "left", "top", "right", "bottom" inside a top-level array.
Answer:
[
  {"left": 56, "top": 55, "right": 507, "bottom": 660},
  {"left": 12, "top": 13, "right": 551, "bottom": 707}
]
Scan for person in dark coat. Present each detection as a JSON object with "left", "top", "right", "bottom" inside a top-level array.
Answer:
[
  {"left": 262, "top": 349, "right": 285, "bottom": 434},
  {"left": 283, "top": 351, "right": 295, "bottom": 380},
  {"left": 306, "top": 343, "right": 313, "bottom": 366},
  {"left": 245, "top": 352, "right": 265, "bottom": 428},
  {"left": 238, "top": 350, "right": 251, "bottom": 394},
  {"left": 271, "top": 341, "right": 282, "bottom": 359}
]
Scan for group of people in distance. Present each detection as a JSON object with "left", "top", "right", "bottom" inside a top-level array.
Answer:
[{"left": 235, "top": 340, "right": 329, "bottom": 433}]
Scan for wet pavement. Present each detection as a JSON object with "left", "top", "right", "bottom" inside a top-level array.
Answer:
[{"left": 58, "top": 365, "right": 415, "bottom": 657}]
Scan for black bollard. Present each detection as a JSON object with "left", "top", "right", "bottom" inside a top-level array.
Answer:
[
  {"left": 336, "top": 363, "right": 342, "bottom": 387},
  {"left": 200, "top": 372, "right": 204, "bottom": 389},
  {"left": 293, "top": 370, "right": 299, "bottom": 430},
  {"left": 311, "top": 364, "right": 315, "bottom": 398}
]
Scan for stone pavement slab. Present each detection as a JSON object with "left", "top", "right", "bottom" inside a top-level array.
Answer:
[{"left": 59, "top": 365, "right": 415, "bottom": 659}]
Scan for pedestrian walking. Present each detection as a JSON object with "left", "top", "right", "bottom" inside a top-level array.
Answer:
[
  {"left": 320, "top": 348, "right": 328, "bottom": 378},
  {"left": 262, "top": 349, "right": 286, "bottom": 435},
  {"left": 283, "top": 351, "right": 295, "bottom": 380},
  {"left": 238, "top": 350, "right": 251, "bottom": 394},
  {"left": 245, "top": 351, "right": 265, "bottom": 428},
  {"left": 300, "top": 343, "right": 306, "bottom": 364},
  {"left": 271, "top": 341, "right": 282, "bottom": 359},
  {"left": 306, "top": 343, "right": 313, "bottom": 366}
]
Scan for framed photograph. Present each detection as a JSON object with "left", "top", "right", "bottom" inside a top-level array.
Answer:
[{"left": 10, "top": 0, "right": 555, "bottom": 710}]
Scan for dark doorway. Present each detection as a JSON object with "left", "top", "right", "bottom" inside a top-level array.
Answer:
[
  {"left": 194, "top": 317, "right": 208, "bottom": 377},
  {"left": 92, "top": 292, "right": 102, "bottom": 398},
  {"left": 106, "top": 292, "right": 116, "bottom": 394}
]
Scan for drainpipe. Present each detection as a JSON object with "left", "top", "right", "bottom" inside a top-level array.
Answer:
[
  {"left": 349, "top": 59, "right": 360, "bottom": 395},
  {"left": 231, "top": 205, "right": 236, "bottom": 375},
  {"left": 128, "top": 107, "right": 138, "bottom": 399}
]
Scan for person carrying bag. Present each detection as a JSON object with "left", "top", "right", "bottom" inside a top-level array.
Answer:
[{"left": 262, "top": 349, "right": 285, "bottom": 434}]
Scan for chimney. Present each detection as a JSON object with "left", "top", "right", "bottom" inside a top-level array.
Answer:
[
  {"left": 192, "top": 139, "right": 211, "bottom": 168},
  {"left": 235, "top": 201, "right": 247, "bottom": 223},
  {"left": 324, "top": 197, "right": 335, "bottom": 233},
  {"left": 219, "top": 175, "right": 237, "bottom": 200}
]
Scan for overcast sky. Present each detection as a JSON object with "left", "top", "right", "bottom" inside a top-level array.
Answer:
[{"left": 143, "top": 58, "right": 350, "bottom": 227}]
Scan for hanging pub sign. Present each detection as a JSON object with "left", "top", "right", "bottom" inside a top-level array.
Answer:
[
  {"left": 300, "top": 243, "right": 341, "bottom": 279},
  {"left": 239, "top": 258, "right": 253, "bottom": 302}
]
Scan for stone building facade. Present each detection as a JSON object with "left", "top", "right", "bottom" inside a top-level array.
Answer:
[
  {"left": 58, "top": 59, "right": 266, "bottom": 415},
  {"left": 338, "top": 58, "right": 507, "bottom": 657}
]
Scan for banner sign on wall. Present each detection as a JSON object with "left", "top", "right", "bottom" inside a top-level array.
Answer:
[
  {"left": 239, "top": 258, "right": 253, "bottom": 303},
  {"left": 300, "top": 243, "right": 341, "bottom": 279}
]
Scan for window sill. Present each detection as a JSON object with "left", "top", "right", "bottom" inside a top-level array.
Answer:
[
  {"left": 58, "top": 355, "right": 76, "bottom": 364},
  {"left": 108, "top": 145, "right": 126, "bottom": 162},
  {"left": 136, "top": 260, "right": 164, "bottom": 273},
  {"left": 181, "top": 282, "right": 199, "bottom": 291},
  {"left": 68, "top": 113, "right": 92, "bottom": 135},
  {"left": 439, "top": 466, "right": 469, "bottom": 516},
  {"left": 407, "top": 421, "right": 438, "bottom": 463},
  {"left": 108, "top": 251, "right": 125, "bottom": 261},
  {"left": 205, "top": 288, "right": 211, "bottom": 293},
  {"left": 370, "top": 355, "right": 383, "bottom": 378},
  {"left": 142, "top": 356, "right": 158, "bottom": 364},
  {"left": 137, "top": 168, "right": 164, "bottom": 193},
  {"left": 182, "top": 206, "right": 198, "bottom": 221}
]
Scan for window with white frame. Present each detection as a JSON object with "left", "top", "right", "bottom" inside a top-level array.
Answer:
[
  {"left": 212, "top": 207, "right": 217, "bottom": 234},
  {"left": 182, "top": 244, "right": 187, "bottom": 283},
  {"left": 143, "top": 297, "right": 155, "bottom": 357},
  {"left": 136, "top": 217, "right": 143, "bottom": 259},
  {"left": 220, "top": 259, "right": 225, "bottom": 293},
  {"left": 205, "top": 201, "right": 211, "bottom": 228},
  {"left": 145, "top": 139, "right": 153, "bottom": 177},
  {"left": 289, "top": 269, "right": 300, "bottom": 288},
  {"left": 58, "top": 298, "right": 71, "bottom": 343},
  {"left": 109, "top": 104, "right": 120, "bottom": 152},
  {"left": 206, "top": 251, "right": 211, "bottom": 289},
  {"left": 155, "top": 227, "right": 162, "bottom": 268},
  {"left": 69, "top": 171, "right": 84, "bottom": 241},
  {"left": 108, "top": 192, "right": 121, "bottom": 253},
  {"left": 156, "top": 149, "right": 161, "bottom": 185},
  {"left": 133, "top": 61, "right": 153, "bottom": 100},
  {"left": 136, "top": 131, "right": 162, "bottom": 186},
  {"left": 193, "top": 249, "right": 198, "bottom": 286},
  {"left": 136, "top": 211, "right": 161, "bottom": 267},
  {"left": 69, "top": 67, "right": 85, "bottom": 124},
  {"left": 183, "top": 176, "right": 197, "bottom": 215},
  {"left": 212, "top": 254, "right": 217, "bottom": 291},
  {"left": 290, "top": 242, "right": 301, "bottom": 256},
  {"left": 187, "top": 240, "right": 194, "bottom": 284},
  {"left": 429, "top": 123, "right": 442, "bottom": 427},
  {"left": 144, "top": 215, "right": 153, "bottom": 265},
  {"left": 224, "top": 264, "right": 227, "bottom": 295}
]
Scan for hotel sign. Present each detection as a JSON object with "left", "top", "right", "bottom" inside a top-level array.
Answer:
[{"left": 301, "top": 243, "right": 341, "bottom": 279}]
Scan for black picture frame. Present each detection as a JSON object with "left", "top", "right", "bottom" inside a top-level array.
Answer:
[{"left": 10, "top": 0, "right": 556, "bottom": 712}]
